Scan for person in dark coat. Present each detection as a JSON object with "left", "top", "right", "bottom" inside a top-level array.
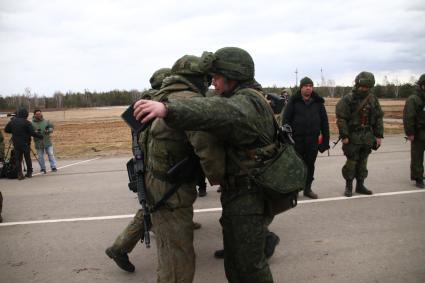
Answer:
[
  {"left": 283, "top": 77, "right": 330, "bottom": 198},
  {"left": 4, "top": 108, "right": 42, "bottom": 180}
]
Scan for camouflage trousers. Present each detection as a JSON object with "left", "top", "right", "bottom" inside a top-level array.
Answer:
[
  {"left": 146, "top": 173, "right": 198, "bottom": 283},
  {"left": 220, "top": 179, "right": 274, "bottom": 283},
  {"left": 342, "top": 143, "right": 372, "bottom": 181},
  {"left": 111, "top": 209, "right": 144, "bottom": 254},
  {"left": 410, "top": 140, "right": 425, "bottom": 180}
]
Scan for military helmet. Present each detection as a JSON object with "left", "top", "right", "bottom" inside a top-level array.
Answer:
[
  {"left": 204, "top": 47, "right": 254, "bottom": 81},
  {"left": 281, "top": 88, "right": 292, "bottom": 96},
  {"left": 149, "top": 68, "right": 171, "bottom": 89},
  {"left": 171, "top": 55, "right": 205, "bottom": 76},
  {"left": 417, "top": 74, "right": 425, "bottom": 86},
  {"left": 355, "top": 71, "right": 375, "bottom": 88}
]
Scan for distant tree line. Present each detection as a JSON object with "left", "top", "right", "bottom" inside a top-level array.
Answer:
[
  {"left": 0, "top": 82, "right": 418, "bottom": 111},
  {"left": 264, "top": 82, "right": 418, "bottom": 99},
  {"left": 0, "top": 89, "right": 144, "bottom": 112}
]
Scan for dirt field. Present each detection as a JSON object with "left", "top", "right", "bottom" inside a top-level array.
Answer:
[{"left": 0, "top": 100, "right": 405, "bottom": 159}]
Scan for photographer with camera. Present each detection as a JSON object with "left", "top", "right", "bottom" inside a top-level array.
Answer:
[
  {"left": 32, "top": 109, "right": 57, "bottom": 173},
  {"left": 4, "top": 108, "right": 42, "bottom": 180}
]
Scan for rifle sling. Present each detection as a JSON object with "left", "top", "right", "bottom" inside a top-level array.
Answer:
[{"left": 150, "top": 182, "right": 182, "bottom": 212}]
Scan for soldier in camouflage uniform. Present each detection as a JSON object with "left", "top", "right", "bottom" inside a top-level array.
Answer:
[
  {"left": 0, "top": 130, "right": 3, "bottom": 222},
  {"left": 0, "top": 130, "right": 5, "bottom": 163},
  {"left": 403, "top": 74, "right": 425, "bottom": 189},
  {"left": 134, "top": 47, "right": 276, "bottom": 283},
  {"left": 105, "top": 68, "right": 172, "bottom": 273},
  {"left": 139, "top": 55, "right": 224, "bottom": 283},
  {"left": 336, "top": 71, "right": 384, "bottom": 197}
]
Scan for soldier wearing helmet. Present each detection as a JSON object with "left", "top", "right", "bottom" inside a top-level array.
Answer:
[
  {"left": 336, "top": 71, "right": 384, "bottom": 197},
  {"left": 127, "top": 56, "right": 224, "bottom": 282},
  {"left": 403, "top": 73, "right": 425, "bottom": 188},
  {"left": 133, "top": 47, "right": 280, "bottom": 282},
  {"left": 105, "top": 67, "right": 170, "bottom": 273}
]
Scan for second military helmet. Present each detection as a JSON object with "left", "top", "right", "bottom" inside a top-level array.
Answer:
[
  {"left": 150, "top": 68, "right": 172, "bottom": 89},
  {"left": 200, "top": 47, "right": 255, "bottom": 81},
  {"left": 171, "top": 55, "right": 205, "bottom": 76},
  {"left": 355, "top": 71, "right": 375, "bottom": 88}
]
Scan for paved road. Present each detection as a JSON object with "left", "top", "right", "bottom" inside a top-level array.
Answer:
[{"left": 1, "top": 135, "right": 424, "bottom": 283}]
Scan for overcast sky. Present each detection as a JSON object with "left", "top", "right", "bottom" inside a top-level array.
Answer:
[{"left": 0, "top": 0, "right": 424, "bottom": 96}]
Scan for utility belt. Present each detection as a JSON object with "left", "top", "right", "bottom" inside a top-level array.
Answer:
[
  {"left": 221, "top": 174, "right": 254, "bottom": 192},
  {"left": 221, "top": 143, "right": 279, "bottom": 192}
]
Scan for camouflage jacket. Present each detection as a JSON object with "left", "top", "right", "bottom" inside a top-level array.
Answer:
[
  {"left": 164, "top": 81, "right": 276, "bottom": 177},
  {"left": 403, "top": 88, "right": 425, "bottom": 140},
  {"left": 145, "top": 75, "right": 225, "bottom": 185},
  {"left": 0, "top": 130, "right": 4, "bottom": 160},
  {"left": 336, "top": 89, "right": 384, "bottom": 146}
]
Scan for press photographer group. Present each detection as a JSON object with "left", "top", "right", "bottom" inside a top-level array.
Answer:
[{"left": 0, "top": 108, "right": 57, "bottom": 180}]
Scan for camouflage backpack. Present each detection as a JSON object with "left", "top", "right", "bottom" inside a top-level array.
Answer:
[{"left": 230, "top": 89, "right": 307, "bottom": 216}]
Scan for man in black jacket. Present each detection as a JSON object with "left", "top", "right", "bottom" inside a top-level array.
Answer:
[
  {"left": 283, "top": 77, "right": 330, "bottom": 198},
  {"left": 5, "top": 108, "right": 42, "bottom": 180}
]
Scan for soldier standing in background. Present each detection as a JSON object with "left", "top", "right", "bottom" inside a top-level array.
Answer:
[
  {"left": 0, "top": 130, "right": 3, "bottom": 222},
  {"left": 403, "top": 74, "right": 425, "bottom": 189},
  {"left": 283, "top": 77, "right": 329, "bottom": 199},
  {"left": 336, "top": 71, "right": 384, "bottom": 197}
]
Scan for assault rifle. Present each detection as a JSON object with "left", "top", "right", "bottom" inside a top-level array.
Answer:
[
  {"left": 332, "top": 137, "right": 342, "bottom": 149},
  {"left": 122, "top": 104, "right": 152, "bottom": 248},
  {"left": 126, "top": 131, "right": 152, "bottom": 248},
  {"left": 266, "top": 93, "right": 286, "bottom": 114},
  {"left": 278, "top": 124, "right": 295, "bottom": 145}
]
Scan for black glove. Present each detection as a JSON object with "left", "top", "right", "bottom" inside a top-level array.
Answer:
[{"left": 318, "top": 143, "right": 330, "bottom": 153}]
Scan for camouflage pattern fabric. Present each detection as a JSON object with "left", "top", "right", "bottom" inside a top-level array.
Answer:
[
  {"left": 336, "top": 88, "right": 383, "bottom": 181},
  {"left": 111, "top": 209, "right": 145, "bottom": 254},
  {"left": 0, "top": 130, "right": 4, "bottom": 160},
  {"left": 403, "top": 85, "right": 425, "bottom": 179},
  {"left": 164, "top": 81, "right": 276, "bottom": 283},
  {"left": 145, "top": 75, "right": 225, "bottom": 283}
]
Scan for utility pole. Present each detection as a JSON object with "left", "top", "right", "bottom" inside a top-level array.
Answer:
[
  {"left": 295, "top": 68, "right": 298, "bottom": 87},
  {"left": 320, "top": 68, "right": 326, "bottom": 87}
]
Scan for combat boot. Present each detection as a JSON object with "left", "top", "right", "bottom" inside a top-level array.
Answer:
[
  {"left": 303, "top": 183, "right": 318, "bottom": 199},
  {"left": 355, "top": 179, "right": 373, "bottom": 195},
  {"left": 18, "top": 172, "right": 25, "bottom": 180},
  {"left": 105, "top": 247, "right": 135, "bottom": 273},
  {"left": 214, "top": 249, "right": 224, "bottom": 259},
  {"left": 415, "top": 179, "right": 425, "bottom": 189},
  {"left": 25, "top": 171, "right": 32, "bottom": 178},
  {"left": 265, "top": 231, "right": 280, "bottom": 258},
  {"left": 344, "top": 179, "right": 353, "bottom": 197},
  {"left": 198, "top": 186, "right": 207, "bottom": 197},
  {"left": 192, "top": 222, "right": 202, "bottom": 230}
]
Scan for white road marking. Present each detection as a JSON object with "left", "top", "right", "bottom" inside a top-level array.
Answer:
[
  {"left": 32, "top": 157, "right": 102, "bottom": 176},
  {"left": 0, "top": 189, "right": 424, "bottom": 227}
]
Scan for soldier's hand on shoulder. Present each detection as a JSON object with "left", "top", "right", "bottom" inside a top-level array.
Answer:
[{"left": 342, "top": 138, "right": 349, "bottom": 144}]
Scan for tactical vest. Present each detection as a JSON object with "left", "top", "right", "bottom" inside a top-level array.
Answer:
[
  {"left": 142, "top": 83, "right": 200, "bottom": 182},
  {"left": 346, "top": 94, "right": 380, "bottom": 145}
]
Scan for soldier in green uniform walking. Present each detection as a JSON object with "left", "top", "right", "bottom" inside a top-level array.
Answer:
[
  {"left": 335, "top": 71, "right": 384, "bottom": 197},
  {"left": 134, "top": 47, "right": 277, "bottom": 283},
  {"left": 403, "top": 74, "right": 425, "bottom": 188}
]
